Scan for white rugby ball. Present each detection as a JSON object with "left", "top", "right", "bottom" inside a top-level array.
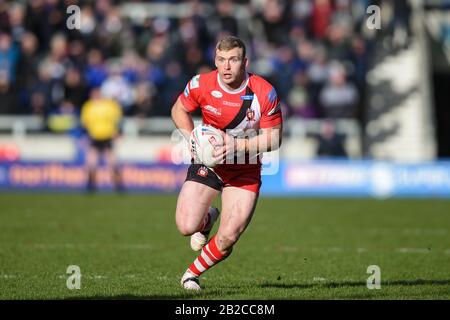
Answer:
[{"left": 190, "top": 124, "right": 224, "bottom": 168}]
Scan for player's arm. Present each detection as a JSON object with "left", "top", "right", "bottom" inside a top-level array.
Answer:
[
  {"left": 171, "top": 96, "right": 195, "bottom": 142},
  {"left": 171, "top": 75, "right": 202, "bottom": 141},
  {"left": 214, "top": 86, "right": 283, "bottom": 161},
  {"left": 238, "top": 123, "right": 283, "bottom": 154},
  {"left": 214, "top": 124, "right": 282, "bottom": 162},
  {"left": 240, "top": 86, "right": 283, "bottom": 154}
]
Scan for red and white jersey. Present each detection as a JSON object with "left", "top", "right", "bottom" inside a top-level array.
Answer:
[
  {"left": 179, "top": 70, "right": 282, "bottom": 171},
  {"left": 179, "top": 70, "right": 282, "bottom": 135}
]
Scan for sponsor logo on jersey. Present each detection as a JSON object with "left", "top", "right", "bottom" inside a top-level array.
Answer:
[
  {"left": 184, "top": 84, "right": 190, "bottom": 97},
  {"left": 223, "top": 101, "right": 241, "bottom": 107},
  {"left": 197, "top": 166, "right": 208, "bottom": 177},
  {"left": 190, "top": 75, "right": 200, "bottom": 89},
  {"left": 211, "top": 90, "right": 223, "bottom": 98},
  {"left": 268, "top": 87, "right": 278, "bottom": 103},
  {"left": 204, "top": 105, "right": 221, "bottom": 116},
  {"left": 240, "top": 94, "right": 254, "bottom": 100},
  {"left": 267, "top": 102, "right": 281, "bottom": 116}
]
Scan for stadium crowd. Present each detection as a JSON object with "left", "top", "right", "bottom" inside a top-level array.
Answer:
[{"left": 0, "top": 0, "right": 381, "bottom": 131}]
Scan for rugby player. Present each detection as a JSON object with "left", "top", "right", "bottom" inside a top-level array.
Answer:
[{"left": 171, "top": 36, "right": 283, "bottom": 290}]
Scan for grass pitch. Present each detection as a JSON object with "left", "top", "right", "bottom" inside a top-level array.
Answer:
[{"left": 0, "top": 193, "right": 449, "bottom": 300}]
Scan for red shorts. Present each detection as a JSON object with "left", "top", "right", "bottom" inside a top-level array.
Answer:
[{"left": 185, "top": 164, "right": 261, "bottom": 194}]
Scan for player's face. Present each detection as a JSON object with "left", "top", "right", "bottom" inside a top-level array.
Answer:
[{"left": 215, "top": 47, "right": 247, "bottom": 88}]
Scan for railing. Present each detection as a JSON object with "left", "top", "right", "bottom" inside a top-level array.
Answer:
[
  {"left": 0, "top": 116, "right": 45, "bottom": 136},
  {"left": 0, "top": 115, "right": 360, "bottom": 136},
  {"left": 0, "top": 115, "right": 362, "bottom": 160}
]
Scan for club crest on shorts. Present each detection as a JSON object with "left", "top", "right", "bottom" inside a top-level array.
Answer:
[{"left": 197, "top": 166, "right": 208, "bottom": 177}]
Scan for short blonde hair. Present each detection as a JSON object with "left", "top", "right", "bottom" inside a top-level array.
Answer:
[{"left": 216, "top": 36, "right": 246, "bottom": 58}]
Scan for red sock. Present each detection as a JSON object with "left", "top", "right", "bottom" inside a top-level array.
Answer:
[{"left": 188, "top": 235, "right": 228, "bottom": 276}]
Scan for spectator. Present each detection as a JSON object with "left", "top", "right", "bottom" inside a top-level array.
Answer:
[
  {"left": 156, "top": 60, "right": 188, "bottom": 116},
  {"left": 131, "top": 81, "right": 156, "bottom": 117},
  {"left": 311, "top": 0, "right": 333, "bottom": 40},
  {"left": 0, "top": 1, "right": 10, "bottom": 34},
  {"left": 84, "top": 48, "right": 108, "bottom": 88},
  {"left": 41, "top": 33, "right": 70, "bottom": 81},
  {"left": 24, "top": 0, "right": 51, "bottom": 53},
  {"left": 316, "top": 120, "right": 348, "bottom": 158},
  {"left": 325, "top": 22, "right": 352, "bottom": 61},
  {"left": 0, "top": 0, "right": 373, "bottom": 124},
  {"left": 16, "top": 32, "right": 40, "bottom": 91},
  {"left": 8, "top": 3, "right": 26, "bottom": 43},
  {"left": 100, "top": 61, "right": 134, "bottom": 114},
  {"left": 68, "top": 39, "right": 87, "bottom": 69},
  {"left": 291, "top": 0, "right": 313, "bottom": 29},
  {"left": 26, "top": 62, "right": 53, "bottom": 115},
  {"left": 214, "top": 0, "right": 239, "bottom": 36},
  {"left": 287, "top": 71, "right": 317, "bottom": 118},
  {"left": 0, "top": 33, "right": 19, "bottom": 83},
  {"left": 271, "top": 45, "right": 296, "bottom": 99},
  {"left": 307, "top": 46, "right": 329, "bottom": 115},
  {"left": 64, "top": 66, "right": 88, "bottom": 110},
  {"left": 255, "top": 0, "right": 290, "bottom": 45},
  {"left": 78, "top": 4, "right": 98, "bottom": 48},
  {"left": 319, "top": 63, "right": 359, "bottom": 118},
  {"left": 0, "top": 69, "right": 15, "bottom": 114}
]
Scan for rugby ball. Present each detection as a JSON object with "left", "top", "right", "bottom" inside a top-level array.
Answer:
[{"left": 190, "top": 124, "right": 224, "bottom": 168}]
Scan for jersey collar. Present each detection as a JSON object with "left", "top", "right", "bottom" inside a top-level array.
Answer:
[{"left": 217, "top": 72, "right": 249, "bottom": 94}]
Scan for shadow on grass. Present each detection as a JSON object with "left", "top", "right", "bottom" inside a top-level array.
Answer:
[
  {"left": 259, "top": 279, "right": 450, "bottom": 289},
  {"left": 58, "top": 280, "right": 450, "bottom": 300},
  {"left": 63, "top": 288, "right": 242, "bottom": 300}
]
